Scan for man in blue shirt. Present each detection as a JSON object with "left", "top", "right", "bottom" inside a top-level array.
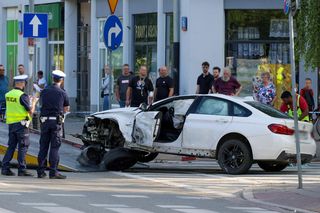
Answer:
[
  {"left": 37, "top": 70, "right": 70, "bottom": 179},
  {"left": 0, "top": 65, "right": 9, "bottom": 119}
]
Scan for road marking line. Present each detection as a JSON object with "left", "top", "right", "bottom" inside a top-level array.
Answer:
[
  {"left": 174, "top": 209, "right": 218, "bottom": 213},
  {"left": 90, "top": 204, "right": 129, "bottom": 208},
  {"left": 48, "top": 194, "right": 86, "bottom": 197},
  {"left": 176, "top": 196, "right": 211, "bottom": 200},
  {"left": 34, "top": 207, "right": 85, "bottom": 213},
  {"left": 105, "top": 208, "right": 153, "bottom": 213},
  {"left": 157, "top": 205, "right": 195, "bottom": 209},
  {"left": 228, "top": 207, "right": 266, "bottom": 210},
  {"left": 112, "top": 195, "right": 149, "bottom": 198},
  {"left": 0, "top": 207, "right": 16, "bottom": 213},
  {"left": 19, "top": 203, "right": 58, "bottom": 206},
  {"left": 247, "top": 211, "right": 280, "bottom": 213},
  {"left": 0, "top": 192, "right": 21, "bottom": 195},
  {"left": 112, "top": 172, "right": 235, "bottom": 197}
]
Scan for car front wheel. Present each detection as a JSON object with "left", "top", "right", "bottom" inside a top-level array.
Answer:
[
  {"left": 217, "top": 139, "right": 252, "bottom": 175},
  {"left": 257, "top": 161, "right": 288, "bottom": 172}
]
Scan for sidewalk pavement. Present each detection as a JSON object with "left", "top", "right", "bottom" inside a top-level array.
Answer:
[{"left": 243, "top": 187, "right": 320, "bottom": 213}]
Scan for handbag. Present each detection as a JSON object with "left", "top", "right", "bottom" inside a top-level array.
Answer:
[{"left": 100, "top": 90, "right": 104, "bottom": 98}]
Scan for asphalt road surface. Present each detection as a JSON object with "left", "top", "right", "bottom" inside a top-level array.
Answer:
[{"left": 0, "top": 161, "right": 319, "bottom": 213}]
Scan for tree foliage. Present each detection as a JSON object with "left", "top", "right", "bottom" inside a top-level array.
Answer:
[{"left": 296, "top": 0, "right": 320, "bottom": 69}]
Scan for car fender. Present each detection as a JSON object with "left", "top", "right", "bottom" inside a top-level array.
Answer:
[{"left": 92, "top": 108, "right": 141, "bottom": 143}]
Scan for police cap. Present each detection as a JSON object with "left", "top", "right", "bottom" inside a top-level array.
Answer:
[
  {"left": 52, "top": 70, "right": 66, "bottom": 79},
  {"left": 13, "top": 75, "right": 28, "bottom": 82}
]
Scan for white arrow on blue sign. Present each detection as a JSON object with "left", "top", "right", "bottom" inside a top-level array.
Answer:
[
  {"left": 104, "top": 15, "right": 123, "bottom": 51},
  {"left": 23, "top": 13, "right": 48, "bottom": 38}
]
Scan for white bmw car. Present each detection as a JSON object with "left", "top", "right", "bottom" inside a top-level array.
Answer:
[{"left": 78, "top": 94, "right": 316, "bottom": 174}]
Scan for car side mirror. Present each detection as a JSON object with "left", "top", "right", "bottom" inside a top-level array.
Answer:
[{"left": 139, "top": 103, "right": 148, "bottom": 111}]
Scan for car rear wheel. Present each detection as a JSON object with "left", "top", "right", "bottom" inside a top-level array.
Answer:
[
  {"left": 257, "top": 161, "right": 288, "bottom": 172},
  {"left": 136, "top": 152, "right": 159, "bottom": 163},
  {"left": 217, "top": 139, "right": 252, "bottom": 174},
  {"left": 100, "top": 148, "right": 138, "bottom": 171}
]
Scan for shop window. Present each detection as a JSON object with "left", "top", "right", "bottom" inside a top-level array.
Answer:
[
  {"left": 225, "top": 10, "right": 295, "bottom": 109},
  {"left": 134, "top": 13, "right": 158, "bottom": 84}
]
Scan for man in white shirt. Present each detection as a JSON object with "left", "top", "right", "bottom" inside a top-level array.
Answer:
[{"left": 33, "top": 71, "right": 47, "bottom": 96}]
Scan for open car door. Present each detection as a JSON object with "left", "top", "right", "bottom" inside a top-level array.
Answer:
[{"left": 132, "top": 111, "right": 162, "bottom": 147}]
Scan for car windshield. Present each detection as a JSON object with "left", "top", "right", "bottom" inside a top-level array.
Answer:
[{"left": 245, "top": 101, "right": 291, "bottom": 119}]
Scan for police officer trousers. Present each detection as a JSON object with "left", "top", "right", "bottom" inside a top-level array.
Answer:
[
  {"left": 37, "top": 120, "right": 62, "bottom": 177},
  {"left": 2, "top": 123, "right": 30, "bottom": 173}
]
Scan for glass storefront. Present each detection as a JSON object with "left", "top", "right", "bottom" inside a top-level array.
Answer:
[
  {"left": 48, "top": 29, "right": 64, "bottom": 84},
  {"left": 225, "top": 10, "right": 293, "bottom": 109},
  {"left": 134, "top": 13, "right": 158, "bottom": 83}
]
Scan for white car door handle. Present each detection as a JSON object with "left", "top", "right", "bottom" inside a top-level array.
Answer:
[{"left": 216, "top": 119, "right": 229, "bottom": 123}]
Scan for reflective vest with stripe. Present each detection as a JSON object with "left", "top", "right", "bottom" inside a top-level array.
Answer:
[
  {"left": 287, "top": 95, "right": 309, "bottom": 122},
  {"left": 5, "top": 89, "right": 31, "bottom": 124}
]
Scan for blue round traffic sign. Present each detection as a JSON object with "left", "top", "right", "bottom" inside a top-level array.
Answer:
[{"left": 104, "top": 15, "right": 123, "bottom": 51}]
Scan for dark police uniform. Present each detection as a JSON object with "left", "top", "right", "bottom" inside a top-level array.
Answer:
[
  {"left": 1, "top": 75, "right": 33, "bottom": 176},
  {"left": 37, "top": 70, "right": 69, "bottom": 179}
]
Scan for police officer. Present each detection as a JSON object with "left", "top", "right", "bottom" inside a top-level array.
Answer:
[
  {"left": 1, "top": 75, "right": 38, "bottom": 176},
  {"left": 37, "top": 70, "right": 70, "bottom": 179}
]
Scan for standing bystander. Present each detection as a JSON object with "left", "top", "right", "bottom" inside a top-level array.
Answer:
[
  {"left": 101, "top": 65, "right": 113, "bottom": 110},
  {"left": 126, "top": 65, "right": 154, "bottom": 107},
  {"left": 116, "top": 64, "right": 133, "bottom": 108},
  {"left": 154, "top": 66, "right": 174, "bottom": 102},
  {"left": 0, "top": 65, "right": 9, "bottom": 118},
  {"left": 213, "top": 67, "right": 242, "bottom": 96},
  {"left": 300, "top": 78, "right": 315, "bottom": 112},
  {"left": 196, "top": 62, "right": 214, "bottom": 94},
  {"left": 255, "top": 72, "right": 276, "bottom": 106}
]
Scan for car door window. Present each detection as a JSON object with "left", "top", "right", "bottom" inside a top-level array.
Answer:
[
  {"left": 195, "top": 98, "right": 229, "bottom": 116},
  {"left": 233, "top": 104, "right": 252, "bottom": 117}
]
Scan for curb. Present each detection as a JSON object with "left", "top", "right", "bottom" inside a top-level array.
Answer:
[{"left": 242, "top": 190, "right": 317, "bottom": 213}]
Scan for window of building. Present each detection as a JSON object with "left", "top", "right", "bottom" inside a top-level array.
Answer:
[
  {"left": 48, "top": 29, "right": 64, "bottom": 83},
  {"left": 166, "top": 13, "right": 174, "bottom": 75},
  {"left": 6, "top": 9, "right": 18, "bottom": 84},
  {"left": 134, "top": 13, "right": 158, "bottom": 84},
  {"left": 225, "top": 10, "right": 294, "bottom": 109}
]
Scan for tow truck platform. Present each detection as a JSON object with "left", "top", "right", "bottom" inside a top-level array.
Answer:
[{"left": 0, "top": 122, "right": 100, "bottom": 172}]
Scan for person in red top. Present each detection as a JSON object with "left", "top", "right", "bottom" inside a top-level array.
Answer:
[
  {"left": 280, "top": 91, "right": 309, "bottom": 121},
  {"left": 300, "top": 78, "right": 315, "bottom": 112}
]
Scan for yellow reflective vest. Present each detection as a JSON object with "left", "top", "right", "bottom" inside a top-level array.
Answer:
[
  {"left": 287, "top": 95, "right": 309, "bottom": 122},
  {"left": 5, "top": 89, "right": 31, "bottom": 124}
]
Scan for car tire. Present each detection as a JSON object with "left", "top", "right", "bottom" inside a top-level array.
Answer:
[
  {"left": 217, "top": 139, "right": 253, "bottom": 175},
  {"left": 100, "top": 147, "right": 138, "bottom": 171},
  {"left": 257, "top": 161, "right": 288, "bottom": 172},
  {"left": 136, "top": 152, "right": 159, "bottom": 163},
  {"left": 77, "top": 145, "right": 104, "bottom": 166}
]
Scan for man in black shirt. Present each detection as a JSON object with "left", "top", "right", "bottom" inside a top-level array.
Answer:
[
  {"left": 116, "top": 64, "right": 133, "bottom": 108},
  {"left": 126, "top": 65, "right": 154, "bottom": 107},
  {"left": 196, "top": 61, "right": 214, "bottom": 94},
  {"left": 154, "top": 66, "right": 174, "bottom": 102}
]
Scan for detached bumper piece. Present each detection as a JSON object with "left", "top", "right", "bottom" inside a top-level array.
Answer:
[{"left": 276, "top": 151, "right": 314, "bottom": 164}]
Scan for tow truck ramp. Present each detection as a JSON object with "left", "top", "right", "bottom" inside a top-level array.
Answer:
[{"left": 0, "top": 122, "right": 100, "bottom": 172}]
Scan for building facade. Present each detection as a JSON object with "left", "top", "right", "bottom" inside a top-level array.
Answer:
[{"left": 0, "top": 0, "right": 318, "bottom": 112}]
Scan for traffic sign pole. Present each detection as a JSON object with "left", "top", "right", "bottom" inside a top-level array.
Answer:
[
  {"left": 108, "top": 48, "right": 113, "bottom": 110},
  {"left": 28, "top": 0, "right": 35, "bottom": 95},
  {"left": 288, "top": 0, "right": 303, "bottom": 189}
]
